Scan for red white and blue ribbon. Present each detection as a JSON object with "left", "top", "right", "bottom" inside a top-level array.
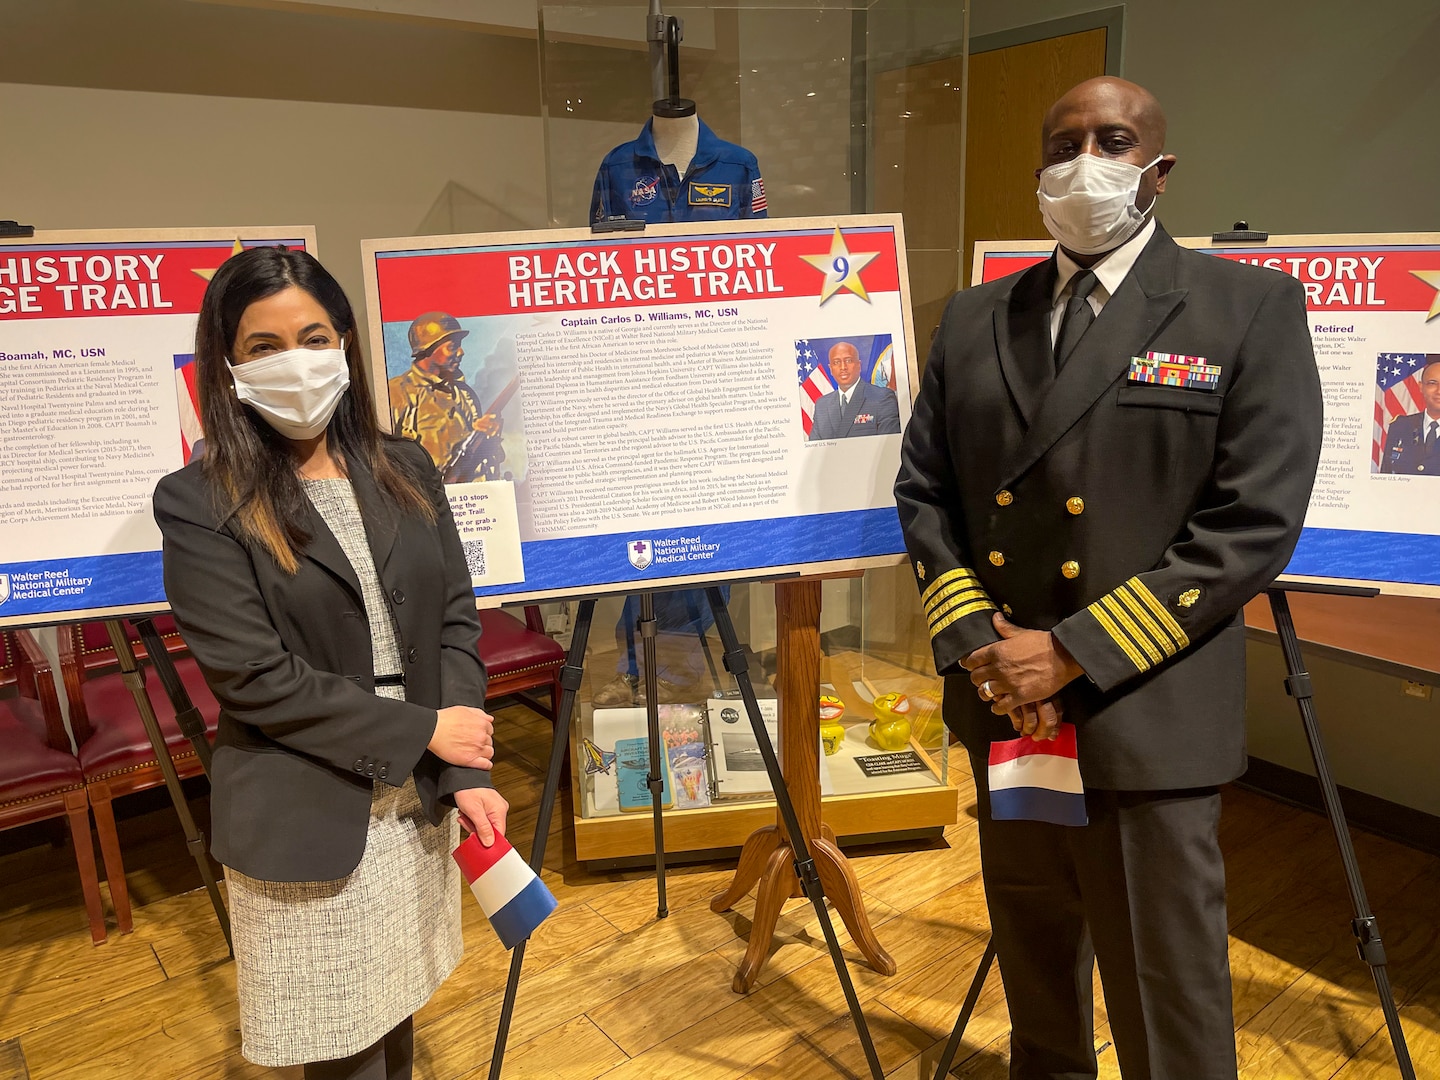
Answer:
[
  {"left": 987, "top": 723, "right": 1088, "bottom": 826},
  {"left": 453, "top": 831, "right": 558, "bottom": 950}
]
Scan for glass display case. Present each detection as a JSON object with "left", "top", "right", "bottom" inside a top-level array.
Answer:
[{"left": 533, "top": 0, "right": 969, "bottom": 863}]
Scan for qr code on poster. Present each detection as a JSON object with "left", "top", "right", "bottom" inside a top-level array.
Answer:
[{"left": 462, "top": 538, "right": 486, "bottom": 578}]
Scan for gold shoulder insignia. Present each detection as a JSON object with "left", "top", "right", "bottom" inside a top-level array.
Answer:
[
  {"left": 916, "top": 561, "right": 926, "bottom": 581},
  {"left": 1177, "top": 588, "right": 1201, "bottom": 608}
]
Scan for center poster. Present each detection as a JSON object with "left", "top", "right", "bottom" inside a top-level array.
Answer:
[{"left": 362, "top": 215, "right": 918, "bottom": 603}]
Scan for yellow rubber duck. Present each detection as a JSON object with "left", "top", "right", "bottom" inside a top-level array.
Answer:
[
  {"left": 819, "top": 694, "right": 846, "bottom": 755},
  {"left": 868, "top": 692, "right": 912, "bottom": 751}
]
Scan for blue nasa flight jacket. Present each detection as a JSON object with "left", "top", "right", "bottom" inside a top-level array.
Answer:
[{"left": 590, "top": 118, "right": 767, "bottom": 224}]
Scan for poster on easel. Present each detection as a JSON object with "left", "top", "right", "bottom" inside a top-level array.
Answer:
[
  {"left": 0, "top": 227, "right": 317, "bottom": 629},
  {"left": 362, "top": 214, "right": 920, "bottom": 604},
  {"left": 973, "top": 232, "right": 1440, "bottom": 597}
]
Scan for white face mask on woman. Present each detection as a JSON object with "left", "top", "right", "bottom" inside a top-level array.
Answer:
[
  {"left": 1036, "top": 153, "right": 1163, "bottom": 256},
  {"left": 227, "top": 345, "right": 351, "bottom": 440}
]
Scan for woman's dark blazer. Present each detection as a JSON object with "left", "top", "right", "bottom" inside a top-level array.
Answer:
[{"left": 152, "top": 437, "right": 491, "bottom": 883}]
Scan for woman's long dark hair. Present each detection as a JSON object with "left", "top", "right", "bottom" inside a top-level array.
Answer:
[{"left": 194, "top": 245, "right": 434, "bottom": 573}]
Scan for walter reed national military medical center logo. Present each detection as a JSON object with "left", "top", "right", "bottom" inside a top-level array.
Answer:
[
  {"left": 0, "top": 568, "right": 94, "bottom": 606},
  {"left": 626, "top": 535, "right": 721, "bottom": 571}
]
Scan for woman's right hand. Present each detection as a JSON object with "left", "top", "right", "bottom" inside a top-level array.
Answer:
[{"left": 429, "top": 706, "right": 495, "bottom": 769}]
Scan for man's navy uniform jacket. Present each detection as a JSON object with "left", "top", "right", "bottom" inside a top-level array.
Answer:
[
  {"left": 809, "top": 380, "right": 902, "bottom": 440},
  {"left": 591, "top": 118, "right": 766, "bottom": 224},
  {"left": 894, "top": 223, "right": 1323, "bottom": 791}
]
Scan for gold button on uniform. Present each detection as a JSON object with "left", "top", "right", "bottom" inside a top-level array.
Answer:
[
  {"left": 1061, "top": 560, "right": 1080, "bottom": 579},
  {"left": 995, "top": 490, "right": 1014, "bottom": 507},
  {"left": 1002, "top": 604, "right": 1013, "bottom": 616},
  {"left": 989, "top": 550, "right": 1005, "bottom": 566},
  {"left": 1066, "top": 497, "right": 1085, "bottom": 516}
]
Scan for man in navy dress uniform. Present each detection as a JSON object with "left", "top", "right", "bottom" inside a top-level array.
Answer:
[
  {"left": 809, "top": 342, "right": 902, "bottom": 441},
  {"left": 895, "top": 77, "right": 1322, "bottom": 1079},
  {"left": 1382, "top": 360, "right": 1440, "bottom": 474}
]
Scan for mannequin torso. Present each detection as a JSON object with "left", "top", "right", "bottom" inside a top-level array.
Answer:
[{"left": 652, "top": 113, "right": 699, "bottom": 176}]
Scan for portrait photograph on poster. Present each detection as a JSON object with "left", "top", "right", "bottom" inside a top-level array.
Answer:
[
  {"left": 797, "top": 333, "right": 900, "bottom": 442},
  {"left": 1374, "top": 352, "right": 1440, "bottom": 476},
  {"left": 363, "top": 215, "right": 920, "bottom": 604}
]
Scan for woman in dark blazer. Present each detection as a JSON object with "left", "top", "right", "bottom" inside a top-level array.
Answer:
[{"left": 154, "top": 246, "right": 506, "bottom": 1080}]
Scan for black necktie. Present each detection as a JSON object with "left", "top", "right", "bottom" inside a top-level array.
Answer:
[
  {"left": 1427, "top": 420, "right": 1437, "bottom": 448},
  {"left": 1055, "top": 269, "right": 1099, "bottom": 370}
]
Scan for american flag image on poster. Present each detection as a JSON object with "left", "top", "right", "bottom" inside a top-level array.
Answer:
[
  {"left": 1373, "top": 353, "right": 1438, "bottom": 470},
  {"left": 173, "top": 353, "right": 205, "bottom": 463},
  {"left": 796, "top": 340, "right": 834, "bottom": 437}
]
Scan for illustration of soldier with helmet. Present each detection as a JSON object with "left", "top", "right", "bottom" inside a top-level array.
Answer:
[{"left": 387, "top": 311, "right": 508, "bottom": 483}]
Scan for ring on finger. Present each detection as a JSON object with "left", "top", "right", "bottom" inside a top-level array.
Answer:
[{"left": 979, "top": 680, "right": 994, "bottom": 701}]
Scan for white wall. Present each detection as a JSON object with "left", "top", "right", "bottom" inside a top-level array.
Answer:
[
  {"left": 970, "top": 0, "right": 1440, "bottom": 238},
  {"left": 0, "top": 82, "right": 550, "bottom": 335}
]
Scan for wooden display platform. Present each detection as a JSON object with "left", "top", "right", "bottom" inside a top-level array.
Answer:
[{"left": 572, "top": 783, "right": 959, "bottom": 864}]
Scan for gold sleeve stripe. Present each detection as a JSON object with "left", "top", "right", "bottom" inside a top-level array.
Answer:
[
  {"left": 1100, "top": 595, "right": 1164, "bottom": 666},
  {"left": 929, "top": 598, "right": 998, "bottom": 639},
  {"left": 1088, "top": 604, "right": 1149, "bottom": 672},
  {"left": 1125, "top": 577, "right": 1190, "bottom": 649},
  {"left": 920, "top": 567, "right": 980, "bottom": 609},
  {"left": 929, "top": 587, "right": 992, "bottom": 627},
  {"left": 1114, "top": 588, "right": 1179, "bottom": 658},
  {"left": 926, "top": 580, "right": 988, "bottom": 617}
]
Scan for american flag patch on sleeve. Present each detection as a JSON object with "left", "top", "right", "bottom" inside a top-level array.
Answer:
[{"left": 751, "top": 177, "right": 767, "bottom": 214}]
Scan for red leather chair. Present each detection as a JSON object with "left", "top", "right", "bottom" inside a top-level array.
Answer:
[
  {"left": 478, "top": 605, "right": 565, "bottom": 721},
  {"left": 0, "top": 630, "right": 108, "bottom": 943},
  {"left": 59, "top": 618, "right": 219, "bottom": 936}
]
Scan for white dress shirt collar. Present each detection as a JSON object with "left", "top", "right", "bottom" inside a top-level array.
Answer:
[{"left": 1053, "top": 217, "right": 1157, "bottom": 309}]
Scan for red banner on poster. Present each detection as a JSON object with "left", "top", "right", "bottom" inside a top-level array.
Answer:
[
  {"left": 374, "top": 227, "right": 903, "bottom": 323},
  {"left": 0, "top": 239, "right": 309, "bottom": 321}
]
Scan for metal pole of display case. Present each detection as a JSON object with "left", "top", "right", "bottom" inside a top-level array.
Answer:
[{"left": 645, "top": 0, "right": 668, "bottom": 106}]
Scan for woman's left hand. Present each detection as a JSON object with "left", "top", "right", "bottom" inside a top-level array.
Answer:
[{"left": 455, "top": 786, "right": 509, "bottom": 846}]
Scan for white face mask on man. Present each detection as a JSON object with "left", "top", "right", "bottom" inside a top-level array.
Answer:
[
  {"left": 1036, "top": 153, "right": 1164, "bottom": 256},
  {"left": 227, "top": 344, "right": 351, "bottom": 441}
]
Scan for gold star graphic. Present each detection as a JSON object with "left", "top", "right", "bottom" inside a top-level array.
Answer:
[
  {"left": 1411, "top": 269, "right": 1440, "bottom": 321},
  {"left": 800, "top": 226, "right": 879, "bottom": 304},
  {"left": 194, "top": 239, "right": 246, "bottom": 282}
]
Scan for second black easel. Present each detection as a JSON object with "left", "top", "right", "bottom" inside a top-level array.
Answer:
[
  {"left": 928, "top": 582, "right": 1417, "bottom": 1079},
  {"left": 102, "top": 616, "right": 232, "bottom": 952}
]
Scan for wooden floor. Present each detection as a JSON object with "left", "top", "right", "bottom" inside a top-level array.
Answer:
[{"left": 2, "top": 702, "right": 1438, "bottom": 1079}]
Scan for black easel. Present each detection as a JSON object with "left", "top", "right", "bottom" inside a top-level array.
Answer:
[
  {"left": 1265, "top": 583, "right": 1415, "bottom": 1078},
  {"left": 637, "top": 591, "right": 668, "bottom": 919},
  {"left": 102, "top": 617, "right": 231, "bottom": 952},
  {"left": 488, "top": 599, "right": 595, "bottom": 1080},
  {"left": 487, "top": 586, "right": 884, "bottom": 1080},
  {"left": 930, "top": 581, "right": 1417, "bottom": 1079}
]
